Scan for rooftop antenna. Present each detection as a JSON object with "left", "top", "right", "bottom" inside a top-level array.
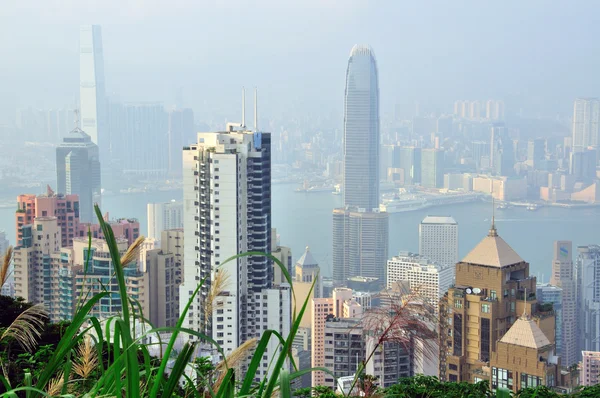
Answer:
[
  {"left": 254, "top": 87, "right": 258, "bottom": 131},
  {"left": 73, "top": 108, "right": 80, "bottom": 130},
  {"left": 242, "top": 87, "right": 246, "bottom": 128},
  {"left": 489, "top": 188, "right": 497, "bottom": 237}
]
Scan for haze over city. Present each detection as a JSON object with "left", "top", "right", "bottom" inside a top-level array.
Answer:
[{"left": 2, "top": 1, "right": 600, "bottom": 396}]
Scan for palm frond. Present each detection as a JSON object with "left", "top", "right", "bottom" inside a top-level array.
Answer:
[
  {"left": 0, "top": 303, "right": 48, "bottom": 352},
  {"left": 120, "top": 235, "right": 145, "bottom": 268},
  {"left": 213, "top": 337, "right": 258, "bottom": 392},
  {"left": 45, "top": 371, "right": 64, "bottom": 397},
  {"left": 72, "top": 335, "right": 98, "bottom": 379},
  {"left": 202, "top": 270, "right": 230, "bottom": 331},
  {"left": 0, "top": 246, "right": 13, "bottom": 289}
]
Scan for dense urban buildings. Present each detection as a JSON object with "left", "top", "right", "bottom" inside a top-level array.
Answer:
[
  {"left": 56, "top": 122, "right": 101, "bottom": 223},
  {"left": 147, "top": 200, "right": 184, "bottom": 241},
  {"left": 440, "top": 221, "right": 557, "bottom": 391},
  {"left": 332, "top": 45, "right": 389, "bottom": 287},
  {"left": 419, "top": 216, "right": 458, "bottom": 267}
]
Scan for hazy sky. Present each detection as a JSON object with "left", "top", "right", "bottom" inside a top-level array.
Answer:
[{"left": 1, "top": 1, "right": 599, "bottom": 123}]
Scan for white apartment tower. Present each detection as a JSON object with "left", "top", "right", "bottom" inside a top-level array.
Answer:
[
  {"left": 386, "top": 251, "right": 453, "bottom": 310},
  {"left": 577, "top": 245, "right": 600, "bottom": 354},
  {"left": 419, "top": 216, "right": 458, "bottom": 267},
  {"left": 181, "top": 100, "right": 286, "bottom": 366},
  {"left": 147, "top": 201, "right": 184, "bottom": 241}
]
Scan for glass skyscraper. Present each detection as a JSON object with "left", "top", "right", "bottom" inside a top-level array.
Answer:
[
  {"left": 79, "top": 25, "right": 107, "bottom": 171},
  {"left": 343, "top": 45, "right": 380, "bottom": 210},
  {"left": 333, "top": 45, "right": 388, "bottom": 286}
]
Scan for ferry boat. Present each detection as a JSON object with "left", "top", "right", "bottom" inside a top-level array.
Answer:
[{"left": 527, "top": 204, "right": 539, "bottom": 211}]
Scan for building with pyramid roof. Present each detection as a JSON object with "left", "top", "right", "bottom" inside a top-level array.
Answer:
[{"left": 439, "top": 221, "right": 556, "bottom": 391}]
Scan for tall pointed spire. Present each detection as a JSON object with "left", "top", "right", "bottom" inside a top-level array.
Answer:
[{"left": 489, "top": 194, "right": 498, "bottom": 237}]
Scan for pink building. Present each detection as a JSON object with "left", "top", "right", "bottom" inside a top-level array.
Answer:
[
  {"left": 16, "top": 187, "right": 80, "bottom": 247},
  {"left": 79, "top": 213, "right": 140, "bottom": 246},
  {"left": 581, "top": 351, "right": 600, "bottom": 386}
]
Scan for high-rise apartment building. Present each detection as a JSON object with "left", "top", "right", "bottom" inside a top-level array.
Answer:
[
  {"left": 581, "top": 351, "right": 600, "bottom": 386},
  {"left": 572, "top": 98, "right": 600, "bottom": 152},
  {"left": 486, "top": 100, "right": 505, "bottom": 121},
  {"left": 386, "top": 252, "right": 453, "bottom": 310},
  {"left": 421, "top": 149, "right": 444, "bottom": 188},
  {"left": 440, "top": 222, "right": 556, "bottom": 389},
  {"left": 147, "top": 201, "right": 184, "bottom": 241},
  {"left": 168, "top": 108, "right": 195, "bottom": 176},
  {"left": 146, "top": 247, "right": 182, "bottom": 328},
  {"left": 577, "top": 245, "right": 600, "bottom": 353},
  {"left": 323, "top": 317, "right": 364, "bottom": 389},
  {"left": 16, "top": 188, "right": 80, "bottom": 247},
  {"left": 549, "top": 241, "right": 578, "bottom": 367},
  {"left": 419, "top": 216, "right": 458, "bottom": 267},
  {"left": 181, "top": 121, "right": 274, "bottom": 358},
  {"left": 365, "top": 337, "right": 413, "bottom": 388},
  {"left": 56, "top": 124, "right": 101, "bottom": 223},
  {"left": 333, "top": 45, "right": 389, "bottom": 287},
  {"left": 13, "top": 217, "right": 62, "bottom": 306},
  {"left": 311, "top": 288, "right": 355, "bottom": 387},
  {"left": 79, "top": 25, "right": 107, "bottom": 167},
  {"left": 570, "top": 149, "right": 597, "bottom": 183}
]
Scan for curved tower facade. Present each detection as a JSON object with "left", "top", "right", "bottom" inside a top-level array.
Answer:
[{"left": 343, "top": 45, "right": 380, "bottom": 210}]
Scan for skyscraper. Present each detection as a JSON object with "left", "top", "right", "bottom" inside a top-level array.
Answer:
[
  {"left": 56, "top": 123, "right": 101, "bottom": 223},
  {"left": 79, "top": 25, "right": 107, "bottom": 167},
  {"left": 491, "top": 123, "right": 515, "bottom": 177},
  {"left": 168, "top": 108, "right": 195, "bottom": 176},
  {"left": 527, "top": 138, "right": 546, "bottom": 169},
  {"left": 419, "top": 216, "right": 458, "bottom": 267},
  {"left": 398, "top": 147, "right": 421, "bottom": 185},
  {"left": 572, "top": 98, "right": 600, "bottom": 152},
  {"left": 421, "top": 149, "right": 444, "bottom": 188},
  {"left": 342, "top": 45, "right": 380, "bottom": 210},
  {"left": 577, "top": 245, "right": 600, "bottom": 353},
  {"left": 549, "top": 241, "right": 578, "bottom": 367},
  {"left": 147, "top": 201, "right": 184, "bottom": 241},
  {"left": 181, "top": 114, "right": 289, "bottom": 373},
  {"left": 333, "top": 45, "right": 389, "bottom": 286}
]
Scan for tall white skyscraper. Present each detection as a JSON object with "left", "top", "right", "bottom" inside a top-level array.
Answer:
[
  {"left": 333, "top": 45, "right": 388, "bottom": 286},
  {"left": 572, "top": 98, "right": 600, "bottom": 152},
  {"left": 79, "top": 25, "right": 107, "bottom": 169},
  {"left": 147, "top": 201, "right": 183, "bottom": 240},
  {"left": 419, "top": 216, "right": 458, "bottom": 267},
  {"left": 181, "top": 111, "right": 290, "bottom": 370}
]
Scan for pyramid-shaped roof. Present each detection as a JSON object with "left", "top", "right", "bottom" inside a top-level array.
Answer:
[
  {"left": 461, "top": 226, "right": 524, "bottom": 268},
  {"left": 499, "top": 315, "right": 551, "bottom": 349},
  {"left": 296, "top": 246, "right": 318, "bottom": 268}
]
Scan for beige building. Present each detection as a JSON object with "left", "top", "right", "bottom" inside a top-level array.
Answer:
[
  {"left": 581, "top": 351, "right": 600, "bottom": 386},
  {"left": 13, "top": 217, "right": 61, "bottom": 305},
  {"left": 311, "top": 288, "right": 359, "bottom": 387},
  {"left": 440, "top": 222, "right": 555, "bottom": 389},
  {"left": 146, "top": 248, "right": 180, "bottom": 328},
  {"left": 294, "top": 247, "right": 322, "bottom": 328},
  {"left": 490, "top": 315, "right": 559, "bottom": 392},
  {"left": 323, "top": 317, "right": 363, "bottom": 389},
  {"left": 271, "top": 228, "right": 293, "bottom": 286}
]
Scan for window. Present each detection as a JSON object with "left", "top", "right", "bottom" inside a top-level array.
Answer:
[
  {"left": 454, "top": 299, "right": 463, "bottom": 309},
  {"left": 482, "top": 304, "right": 490, "bottom": 313},
  {"left": 490, "top": 290, "right": 497, "bottom": 300}
]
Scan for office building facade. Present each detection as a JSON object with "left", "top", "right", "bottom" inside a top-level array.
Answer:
[
  {"left": 572, "top": 98, "right": 600, "bottom": 152},
  {"left": 421, "top": 149, "right": 444, "bottom": 188},
  {"left": 147, "top": 201, "right": 184, "bottom": 241},
  {"left": 56, "top": 126, "right": 101, "bottom": 223},
  {"left": 577, "top": 245, "right": 600, "bottom": 353},
  {"left": 419, "top": 216, "right": 458, "bottom": 267}
]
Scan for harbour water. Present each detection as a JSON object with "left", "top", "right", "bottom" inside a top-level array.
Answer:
[{"left": 1, "top": 183, "right": 600, "bottom": 280}]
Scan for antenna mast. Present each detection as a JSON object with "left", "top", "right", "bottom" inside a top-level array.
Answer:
[
  {"left": 254, "top": 87, "right": 258, "bottom": 131},
  {"left": 74, "top": 108, "right": 80, "bottom": 130}
]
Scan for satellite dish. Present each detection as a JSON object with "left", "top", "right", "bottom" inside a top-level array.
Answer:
[
  {"left": 465, "top": 288, "right": 472, "bottom": 294},
  {"left": 473, "top": 288, "right": 481, "bottom": 294}
]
